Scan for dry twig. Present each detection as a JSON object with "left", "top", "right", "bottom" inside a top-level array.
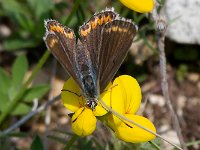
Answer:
[
  {"left": 0, "top": 95, "right": 60, "bottom": 136},
  {"left": 151, "top": 1, "right": 187, "bottom": 150}
]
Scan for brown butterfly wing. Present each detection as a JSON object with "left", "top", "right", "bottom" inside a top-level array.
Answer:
[
  {"left": 99, "top": 19, "right": 137, "bottom": 91},
  {"left": 79, "top": 8, "right": 118, "bottom": 77},
  {"left": 44, "top": 20, "right": 83, "bottom": 90}
]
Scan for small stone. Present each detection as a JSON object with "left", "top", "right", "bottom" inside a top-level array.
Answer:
[
  {"left": 161, "top": 130, "right": 180, "bottom": 150},
  {"left": 177, "top": 95, "right": 187, "bottom": 116},
  {"left": 161, "top": 0, "right": 200, "bottom": 45},
  {"left": 187, "top": 73, "right": 199, "bottom": 83},
  {"left": 149, "top": 94, "right": 165, "bottom": 107},
  {"left": 0, "top": 24, "right": 11, "bottom": 37}
]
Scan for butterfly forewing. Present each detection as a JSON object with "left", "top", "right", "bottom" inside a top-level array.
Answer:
[
  {"left": 44, "top": 20, "right": 83, "bottom": 90},
  {"left": 99, "top": 19, "right": 137, "bottom": 91},
  {"left": 79, "top": 9, "right": 118, "bottom": 78}
]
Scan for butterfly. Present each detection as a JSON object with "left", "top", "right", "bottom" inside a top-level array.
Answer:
[{"left": 43, "top": 7, "right": 137, "bottom": 110}]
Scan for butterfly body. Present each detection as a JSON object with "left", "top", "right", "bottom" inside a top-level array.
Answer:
[
  {"left": 74, "top": 39, "right": 99, "bottom": 109},
  {"left": 44, "top": 8, "right": 137, "bottom": 110}
]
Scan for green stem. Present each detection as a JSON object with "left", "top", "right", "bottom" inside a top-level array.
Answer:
[
  {"left": 0, "top": 50, "right": 50, "bottom": 125},
  {"left": 64, "top": 0, "right": 82, "bottom": 25},
  {"left": 186, "top": 140, "right": 200, "bottom": 147},
  {"left": 63, "top": 134, "right": 78, "bottom": 150},
  {"left": 149, "top": 141, "right": 161, "bottom": 150}
]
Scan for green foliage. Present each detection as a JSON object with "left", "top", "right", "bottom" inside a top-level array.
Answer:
[
  {"left": 176, "top": 64, "right": 188, "bottom": 82},
  {"left": 23, "top": 84, "right": 50, "bottom": 102},
  {"left": 30, "top": 135, "right": 44, "bottom": 150},
  {"left": 0, "top": 0, "right": 54, "bottom": 51},
  {"left": 27, "top": 0, "right": 54, "bottom": 20},
  {"left": 3, "top": 39, "right": 36, "bottom": 51},
  {"left": 0, "top": 68, "right": 11, "bottom": 94},
  {"left": 174, "top": 47, "right": 199, "bottom": 61},
  {"left": 12, "top": 55, "right": 28, "bottom": 87},
  {"left": 0, "top": 55, "right": 50, "bottom": 116}
]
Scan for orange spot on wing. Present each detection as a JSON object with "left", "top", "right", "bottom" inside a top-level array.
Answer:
[
  {"left": 91, "top": 17, "right": 98, "bottom": 29},
  {"left": 65, "top": 32, "right": 73, "bottom": 39},
  {"left": 103, "top": 15, "right": 112, "bottom": 23},
  {"left": 97, "top": 14, "right": 114, "bottom": 25},
  {"left": 49, "top": 38, "right": 58, "bottom": 48},
  {"left": 80, "top": 24, "right": 91, "bottom": 36},
  {"left": 97, "top": 17, "right": 104, "bottom": 25},
  {"left": 112, "top": 26, "right": 118, "bottom": 32},
  {"left": 50, "top": 25, "right": 64, "bottom": 33},
  {"left": 107, "top": 16, "right": 113, "bottom": 22}
]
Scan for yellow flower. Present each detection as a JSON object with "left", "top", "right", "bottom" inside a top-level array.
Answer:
[
  {"left": 61, "top": 75, "right": 156, "bottom": 142},
  {"left": 119, "top": 0, "right": 154, "bottom": 13},
  {"left": 109, "top": 75, "right": 142, "bottom": 126},
  {"left": 115, "top": 114, "right": 156, "bottom": 143},
  {"left": 72, "top": 107, "right": 96, "bottom": 136},
  {"left": 104, "top": 75, "right": 156, "bottom": 143},
  {"left": 61, "top": 78, "right": 111, "bottom": 136},
  {"left": 61, "top": 78, "right": 111, "bottom": 116}
]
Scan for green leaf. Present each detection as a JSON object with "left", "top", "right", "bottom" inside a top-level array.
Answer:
[
  {"left": 140, "top": 138, "right": 162, "bottom": 150},
  {"left": 23, "top": 84, "right": 50, "bottom": 102},
  {"left": 8, "top": 85, "right": 20, "bottom": 101},
  {"left": 3, "top": 132, "right": 28, "bottom": 138},
  {"left": 15, "top": 13, "right": 34, "bottom": 32},
  {"left": 3, "top": 39, "right": 36, "bottom": 51},
  {"left": 11, "top": 103, "right": 31, "bottom": 115},
  {"left": 27, "top": 0, "right": 53, "bottom": 19},
  {"left": 30, "top": 135, "right": 44, "bottom": 150},
  {"left": 0, "top": 68, "right": 11, "bottom": 94},
  {"left": 0, "top": 91, "right": 10, "bottom": 113},
  {"left": 1, "top": 0, "right": 29, "bottom": 15},
  {"left": 11, "top": 55, "right": 28, "bottom": 87}
]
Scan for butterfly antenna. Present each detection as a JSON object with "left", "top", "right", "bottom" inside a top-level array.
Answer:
[{"left": 98, "top": 98, "right": 183, "bottom": 150}]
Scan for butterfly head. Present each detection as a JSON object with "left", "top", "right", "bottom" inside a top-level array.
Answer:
[{"left": 86, "top": 98, "right": 98, "bottom": 110}]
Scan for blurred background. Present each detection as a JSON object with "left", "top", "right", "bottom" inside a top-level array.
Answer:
[{"left": 0, "top": 0, "right": 199, "bottom": 149}]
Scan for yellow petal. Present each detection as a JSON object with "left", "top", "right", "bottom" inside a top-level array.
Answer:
[
  {"left": 110, "top": 77, "right": 126, "bottom": 126},
  {"left": 93, "top": 83, "right": 112, "bottom": 116},
  {"left": 102, "top": 113, "right": 118, "bottom": 131},
  {"left": 61, "top": 77, "right": 84, "bottom": 112},
  {"left": 116, "top": 75, "right": 142, "bottom": 114},
  {"left": 72, "top": 107, "right": 96, "bottom": 136},
  {"left": 109, "top": 75, "right": 142, "bottom": 126},
  {"left": 119, "top": 0, "right": 154, "bottom": 13},
  {"left": 115, "top": 114, "right": 156, "bottom": 143}
]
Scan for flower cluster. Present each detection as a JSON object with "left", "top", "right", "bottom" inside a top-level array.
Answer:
[{"left": 61, "top": 75, "right": 156, "bottom": 143}]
